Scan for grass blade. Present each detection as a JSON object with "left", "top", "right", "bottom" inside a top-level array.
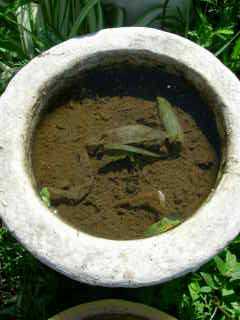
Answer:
[
  {"left": 134, "top": 6, "right": 163, "bottom": 27},
  {"left": 61, "top": 1, "right": 71, "bottom": 38},
  {"left": 232, "top": 37, "right": 240, "bottom": 59},
  {"left": 161, "top": 0, "right": 171, "bottom": 29},
  {"left": 215, "top": 30, "right": 240, "bottom": 57},
  {"left": 69, "top": 0, "right": 98, "bottom": 37},
  {"left": 84, "top": 0, "right": 97, "bottom": 33},
  {"left": 113, "top": 7, "right": 125, "bottom": 27},
  {"left": 96, "top": 0, "right": 104, "bottom": 30},
  {"left": 56, "top": 0, "right": 69, "bottom": 37},
  {"left": 16, "top": 3, "right": 38, "bottom": 58},
  {"left": 42, "top": 0, "right": 53, "bottom": 27}
]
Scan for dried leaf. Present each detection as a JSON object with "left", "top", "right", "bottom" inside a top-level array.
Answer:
[
  {"left": 157, "top": 96, "right": 184, "bottom": 146},
  {"left": 86, "top": 124, "right": 167, "bottom": 154},
  {"left": 103, "top": 144, "right": 161, "bottom": 158}
]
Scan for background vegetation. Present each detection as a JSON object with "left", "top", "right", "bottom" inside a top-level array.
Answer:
[{"left": 0, "top": 0, "right": 240, "bottom": 319}]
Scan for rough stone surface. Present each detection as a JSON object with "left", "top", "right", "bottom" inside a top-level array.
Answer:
[{"left": 0, "top": 28, "right": 240, "bottom": 287}]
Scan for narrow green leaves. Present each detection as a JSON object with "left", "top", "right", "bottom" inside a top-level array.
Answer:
[
  {"left": 69, "top": 0, "right": 98, "bottom": 37},
  {"left": 96, "top": 0, "right": 104, "bottom": 30},
  {"left": 134, "top": 7, "right": 162, "bottom": 27},
  {"left": 16, "top": 3, "right": 41, "bottom": 58},
  {"left": 84, "top": 0, "right": 97, "bottom": 33},
  {"left": 215, "top": 30, "right": 240, "bottom": 57}
]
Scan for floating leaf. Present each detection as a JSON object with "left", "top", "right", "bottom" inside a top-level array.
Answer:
[
  {"left": 39, "top": 187, "right": 51, "bottom": 208},
  {"left": 156, "top": 96, "right": 184, "bottom": 147},
  {"left": 86, "top": 124, "right": 167, "bottom": 155},
  {"left": 144, "top": 217, "right": 181, "bottom": 237}
]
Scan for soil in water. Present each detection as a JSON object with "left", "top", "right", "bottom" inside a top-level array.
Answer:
[
  {"left": 32, "top": 65, "right": 220, "bottom": 240},
  {"left": 87, "top": 316, "right": 146, "bottom": 320}
]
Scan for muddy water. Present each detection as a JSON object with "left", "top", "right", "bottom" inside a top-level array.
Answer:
[
  {"left": 87, "top": 316, "right": 145, "bottom": 320},
  {"left": 32, "top": 66, "right": 220, "bottom": 240}
]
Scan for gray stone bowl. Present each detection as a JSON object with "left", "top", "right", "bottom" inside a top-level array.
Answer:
[
  {"left": 0, "top": 27, "right": 240, "bottom": 287},
  {"left": 49, "top": 299, "right": 177, "bottom": 320}
]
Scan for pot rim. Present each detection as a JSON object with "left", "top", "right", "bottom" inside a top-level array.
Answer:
[
  {"left": 49, "top": 299, "right": 177, "bottom": 320},
  {"left": 0, "top": 27, "right": 240, "bottom": 287}
]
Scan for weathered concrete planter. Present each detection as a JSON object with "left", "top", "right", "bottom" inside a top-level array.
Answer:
[
  {"left": 103, "top": 0, "right": 191, "bottom": 24},
  {"left": 49, "top": 299, "right": 177, "bottom": 320},
  {"left": 0, "top": 28, "right": 240, "bottom": 287}
]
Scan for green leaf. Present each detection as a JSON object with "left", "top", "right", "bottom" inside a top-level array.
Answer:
[
  {"left": 188, "top": 282, "right": 201, "bottom": 301},
  {"left": 215, "top": 30, "right": 240, "bottom": 57},
  {"left": 200, "top": 286, "right": 212, "bottom": 293},
  {"left": 144, "top": 217, "right": 181, "bottom": 237},
  {"left": 232, "top": 37, "right": 240, "bottom": 60},
  {"left": 55, "top": 0, "right": 69, "bottom": 36},
  {"left": 214, "top": 255, "right": 228, "bottom": 276},
  {"left": 230, "top": 271, "right": 240, "bottom": 282},
  {"left": 84, "top": 0, "right": 97, "bottom": 33},
  {"left": 69, "top": 0, "right": 98, "bottom": 37},
  {"left": 156, "top": 96, "right": 184, "bottom": 146},
  {"left": 96, "top": 0, "right": 104, "bottom": 30},
  {"left": 200, "top": 272, "right": 217, "bottom": 289},
  {"left": 39, "top": 187, "right": 51, "bottom": 208},
  {"left": 226, "top": 251, "right": 238, "bottom": 270},
  {"left": 214, "top": 28, "right": 234, "bottom": 36},
  {"left": 221, "top": 288, "right": 235, "bottom": 297}
]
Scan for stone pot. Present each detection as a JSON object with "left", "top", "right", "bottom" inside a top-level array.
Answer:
[
  {"left": 0, "top": 27, "right": 240, "bottom": 287},
  {"left": 103, "top": 0, "right": 191, "bottom": 25},
  {"left": 49, "top": 299, "right": 177, "bottom": 320}
]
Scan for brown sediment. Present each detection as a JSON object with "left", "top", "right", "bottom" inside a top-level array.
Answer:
[
  {"left": 32, "top": 66, "right": 220, "bottom": 240},
  {"left": 86, "top": 316, "right": 146, "bottom": 320}
]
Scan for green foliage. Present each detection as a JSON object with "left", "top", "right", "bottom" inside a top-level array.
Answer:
[
  {"left": 0, "top": 228, "right": 60, "bottom": 320},
  {"left": 186, "top": 0, "right": 240, "bottom": 73},
  {"left": 0, "top": 0, "right": 126, "bottom": 92},
  {"left": 137, "top": 0, "right": 240, "bottom": 74},
  {"left": 144, "top": 217, "right": 181, "bottom": 237},
  {"left": 179, "top": 244, "right": 240, "bottom": 319}
]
